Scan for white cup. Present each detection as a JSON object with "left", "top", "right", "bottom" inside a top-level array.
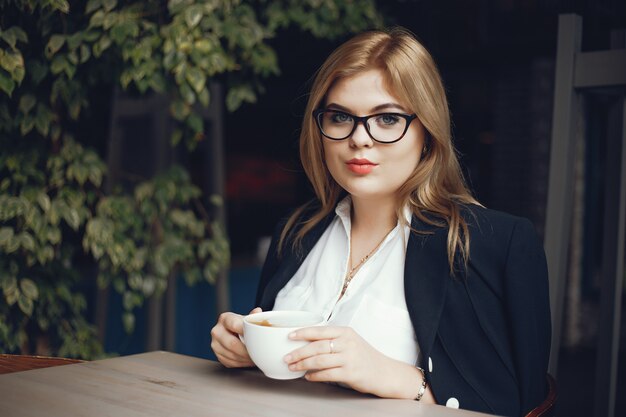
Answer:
[{"left": 241, "top": 310, "right": 326, "bottom": 380}]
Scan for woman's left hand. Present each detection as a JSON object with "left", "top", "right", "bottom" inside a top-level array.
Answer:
[{"left": 284, "top": 325, "right": 429, "bottom": 400}]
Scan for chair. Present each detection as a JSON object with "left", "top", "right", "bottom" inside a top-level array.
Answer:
[{"left": 525, "top": 374, "right": 557, "bottom": 417}]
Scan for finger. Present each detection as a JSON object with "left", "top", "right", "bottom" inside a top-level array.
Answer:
[
  {"left": 304, "top": 367, "right": 344, "bottom": 383},
  {"left": 249, "top": 307, "right": 262, "bottom": 314},
  {"left": 211, "top": 337, "right": 242, "bottom": 362},
  {"left": 219, "top": 312, "right": 244, "bottom": 334},
  {"left": 288, "top": 353, "right": 343, "bottom": 372},
  {"left": 213, "top": 347, "right": 252, "bottom": 366},
  {"left": 215, "top": 351, "right": 254, "bottom": 368},
  {"left": 212, "top": 338, "right": 254, "bottom": 367},
  {"left": 285, "top": 339, "right": 338, "bottom": 364},
  {"left": 211, "top": 324, "right": 250, "bottom": 358},
  {"left": 289, "top": 325, "right": 347, "bottom": 341}
]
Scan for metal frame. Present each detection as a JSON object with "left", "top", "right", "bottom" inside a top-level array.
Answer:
[
  {"left": 546, "top": 14, "right": 626, "bottom": 417},
  {"left": 102, "top": 82, "right": 228, "bottom": 351}
]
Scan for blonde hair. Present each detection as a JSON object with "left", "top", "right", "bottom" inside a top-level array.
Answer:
[{"left": 279, "top": 27, "right": 480, "bottom": 271}]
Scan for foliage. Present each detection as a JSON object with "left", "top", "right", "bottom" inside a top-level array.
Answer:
[
  {"left": 84, "top": 166, "right": 230, "bottom": 334},
  {"left": 0, "top": 0, "right": 383, "bottom": 358},
  {"left": 0, "top": 137, "right": 108, "bottom": 357}
]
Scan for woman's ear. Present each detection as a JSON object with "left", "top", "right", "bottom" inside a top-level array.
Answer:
[{"left": 422, "top": 132, "right": 432, "bottom": 157}]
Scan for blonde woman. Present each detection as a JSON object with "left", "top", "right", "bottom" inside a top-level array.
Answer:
[{"left": 211, "top": 28, "right": 551, "bottom": 416}]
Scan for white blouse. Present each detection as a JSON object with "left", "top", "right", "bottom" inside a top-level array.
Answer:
[{"left": 273, "top": 197, "right": 420, "bottom": 366}]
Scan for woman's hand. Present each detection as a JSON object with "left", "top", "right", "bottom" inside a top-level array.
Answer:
[
  {"left": 284, "top": 325, "right": 435, "bottom": 402},
  {"left": 210, "top": 307, "right": 262, "bottom": 368}
]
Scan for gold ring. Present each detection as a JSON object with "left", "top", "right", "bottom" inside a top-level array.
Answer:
[{"left": 329, "top": 339, "right": 335, "bottom": 354}]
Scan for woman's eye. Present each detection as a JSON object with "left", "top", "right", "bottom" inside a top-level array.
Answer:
[
  {"left": 377, "top": 114, "right": 400, "bottom": 125},
  {"left": 330, "top": 112, "right": 351, "bottom": 123}
]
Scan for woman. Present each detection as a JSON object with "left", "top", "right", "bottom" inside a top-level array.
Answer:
[{"left": 210, "top": 27, "right": 551, "bottom": 416}]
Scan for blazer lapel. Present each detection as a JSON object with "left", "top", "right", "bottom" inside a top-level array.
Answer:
[
  {"left": 259, "top": 212, "right": 335, "bottom": 309},
  {"left": 404, "top": 215, "right": 451, "bottom": 360},
  {"left": 260, "top": 209, "right": 452, "bottom": 360}
]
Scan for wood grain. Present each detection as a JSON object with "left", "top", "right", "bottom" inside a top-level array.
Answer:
[
  {"left": 0, "top": 354, "right": 83, "bottom": 374},
  {"left": 0, "top": 351, "right": 493, "bottom": 417}
]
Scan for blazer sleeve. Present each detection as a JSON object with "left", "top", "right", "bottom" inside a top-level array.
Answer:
[{"left": 503, "top": 217, "right": 552, "bottom": 415}]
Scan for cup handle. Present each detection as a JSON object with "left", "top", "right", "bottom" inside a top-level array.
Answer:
[{"left": 238, "top": 333, "right": 245, "bottom": 345}]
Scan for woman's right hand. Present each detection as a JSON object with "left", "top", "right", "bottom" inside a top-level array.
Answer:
[{"left": 210, "top": 307, "right": 262, "bottom": 368}]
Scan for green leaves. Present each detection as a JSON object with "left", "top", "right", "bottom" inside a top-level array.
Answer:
[
  {"left": 17, "top": 295, "right": 34, "bottom": 316},
  {"left": 0, "top": 27, "right": 28, "bottom": 49},
  {"left": 170, "top": 209, "right": 204, "bottom": 237},
  {"left": 86, "top": 0, "right": 103, "bottom": 14},
  {"left": 179, "top": 81, "right": 195, "bottom": 104},
  {"left": 1, "top": 276, "right": 38, "bottom": 316},
  {"left": 169, "top": 100, "right": 190, "bottom": 121},
  {"left": 50, "top": 55, "right": 77, "bottom": 79},
  {"left": 37, "top": 192, "right": 51, "bottom": 212},
  {"left": 0, "top": 50, "right": 24, "bottom": 73},
  {"left": 0, "top": 71, "right": 16, "bottom": 96},
  {"left": 1, "top": 128, "right": 110, "bottom": 361},
  {"left": 33, "top": 104, "right": 54, "bottom": 136},
  {"left": 89, "top": 10, "right": 106, "bottom": 28},
  {"left": 0, "top": 0, "right": 384, "bottom": 359},
  {"left": 122, "top": 312, "right": 135, "bottom": 333},
  {"left": 20, "top": 279, "right": 38, "bottom": 301},
  {"left": 0, "top": 227, "right": 14, "bottom": 246},
  {"left": 18, "top": 94, "right": 36, "bottom": 114},
  {"left": 110, "top": 21, "right": 139, "bottom": 45},
  {"left": 103, "top": 0, "right": 117, "bottom": 12},
  {"left": 79, "top": 165, "right": 228, "bottom": 331},
  {"left": 92, "top": 35, "right": 111, "bottom": 57},
  {"left": 2, "top": 276, "right": 19, "bottom": 306},
  {"left": 0, "top": 139, "right": 107, "bottom": 286},
  {"left": 184, "top": 5, "right": 204, "bottom": 29},
  {"left": 226, "top": 84, "right": 257, "bottom": 112},
  {"left": 266, "top": 0, "right": 383, "bottom": 39},
  {"left": 0, "top": 195, "right": 27, "bottom": 221},
  {"left": 0, "top": 32, "right": 26, "bottom": 96},
  {"left": 186, "top": 112, "right": 203, "bottom": 134},
  {"left": 0, "top": 26, "right": 28, "bottom": 96},
  {"left": 185, "top": 66, "right": 205, "bottom": 94},
  {"left": 46, "top": 35, "right": 66, "bottom": 58},
  {"left": 61, "top": 141, "right": 107, "bottom": 187},
  {"left": 51, "top": 0, "right": 70, "bottom": 14}
]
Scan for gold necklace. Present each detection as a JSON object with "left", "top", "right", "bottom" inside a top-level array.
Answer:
[{"left": 340, "top": 231, "right": 391, "bottom": 297}]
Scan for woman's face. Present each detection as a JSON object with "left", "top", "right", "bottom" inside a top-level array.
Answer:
[{"left": 322, "top": 69, "right": 426, "bottom": 204}]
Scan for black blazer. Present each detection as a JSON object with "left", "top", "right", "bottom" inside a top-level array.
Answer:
[{"left": 255, "top": 204, "right": 551, "bottom": 417}]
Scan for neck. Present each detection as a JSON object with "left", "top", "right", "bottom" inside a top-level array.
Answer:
[{"left": 350, "top": 196, "right": 398, "bottom": 234}]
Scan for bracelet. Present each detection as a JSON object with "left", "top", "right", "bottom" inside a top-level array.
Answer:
[{"left": 414, "top": 366, "right": 427, "bottom": 401}]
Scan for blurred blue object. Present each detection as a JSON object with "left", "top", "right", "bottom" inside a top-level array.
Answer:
[
  {"left": 103, "top": 266, "right": 261, "bottom": 360},
  {"left": 176, "top": 266, "right": 260, "bottom": 360}
]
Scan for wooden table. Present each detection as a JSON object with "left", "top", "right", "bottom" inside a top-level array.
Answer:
[
  {"left": 0, "top": 351, "right": 494, "bottom": 417},
  {"left": 0, "top": 354, "right": 83, "bottom": 374}
]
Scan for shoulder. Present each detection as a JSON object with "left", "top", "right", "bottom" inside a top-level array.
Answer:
[
  {"left": 458, "top": 204, "right": 545, "bottom": 272},
  {"left": 410, "top": 203, "right": 539, "bottom": 249},
  {"left": 461, "top": 204, "right": 540, "bottom": 243}
]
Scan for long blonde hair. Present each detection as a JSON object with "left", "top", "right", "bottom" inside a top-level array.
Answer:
[{"left": 279, "top": 27, "right": 480, "bottom": 271}]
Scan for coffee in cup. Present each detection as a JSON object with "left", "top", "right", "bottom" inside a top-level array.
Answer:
[{"left": 241, "top": 310, "right": 325, "bottom": 379}]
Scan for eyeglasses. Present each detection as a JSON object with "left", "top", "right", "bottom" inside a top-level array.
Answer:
[{"left": 313, "top": 109, "right": 417, "bottom": 144}]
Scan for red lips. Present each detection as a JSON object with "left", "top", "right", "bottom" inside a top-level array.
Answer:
[{"left": 346, "top": 158, "right": 377, "bottom": 174}]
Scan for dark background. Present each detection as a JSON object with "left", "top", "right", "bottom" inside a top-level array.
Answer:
[
  {"left": 218, "top": 2, "right": 626, "bottom": 416},
  {"left": 224, "top": 0, "right": 624, "bottom": 254},
  {"left": 100, "top": 1, "right": 626, "bottom": 416}
]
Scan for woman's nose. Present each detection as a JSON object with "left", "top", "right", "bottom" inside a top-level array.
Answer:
[{"left": 349, "top": 122, "right": 374, "bottom": 148}]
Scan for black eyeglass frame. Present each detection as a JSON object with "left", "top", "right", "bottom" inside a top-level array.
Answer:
[{"left": 313, "top": 109, "right": 418, "bottom": 144}]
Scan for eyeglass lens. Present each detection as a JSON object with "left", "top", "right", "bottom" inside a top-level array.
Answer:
[{"left": 318, "top": 111, "right": 408, "bottom": 143}]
